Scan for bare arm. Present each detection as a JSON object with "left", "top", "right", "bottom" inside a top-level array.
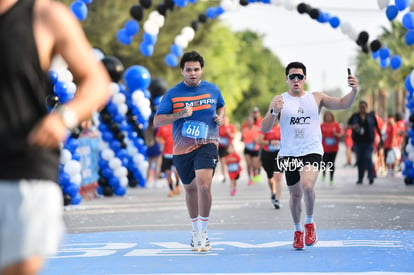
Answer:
[
  {"left": 153, "top": 105, "right": 193, "bottom": 127},
  {"left": 261, "top": 95, "right": 283, "bottom": 133},
  {"left": 214, "top": 106, "right": 226, "bottom": 126},
  {"left": 28, "top": 1, "right": 111, "bottom": 148},
  {"left": 319, "top": 75, "right": 359, "bottom": 110}
]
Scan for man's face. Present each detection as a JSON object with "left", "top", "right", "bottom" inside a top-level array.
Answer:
[
  {"left": 359, "top": 103, "right": 367, "bottom": 114},
  {"left": 182, "top": 61, "right": 202, "bottom": 87},
  {"left": 286, "top": 68, "right": 306, "bottom": 94}
]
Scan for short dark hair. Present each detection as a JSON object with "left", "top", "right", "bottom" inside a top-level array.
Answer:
[
  {"left": 285, "top": 62, "right": 306, "bottom": 76},
  {"left": 180, "top": 51, "right": 204, "bottom": 69}
]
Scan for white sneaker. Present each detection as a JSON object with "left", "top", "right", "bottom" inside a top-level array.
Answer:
[
  {"left": 190, "top": 230, "right": 199, "bottom": 251},
  {"left": 199, "top": 230, "right": 211, "bottom": 252}
]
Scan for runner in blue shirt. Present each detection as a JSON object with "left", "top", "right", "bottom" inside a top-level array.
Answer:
[{"left": 154, "top": 51, "right": 225, "bottom": 252}]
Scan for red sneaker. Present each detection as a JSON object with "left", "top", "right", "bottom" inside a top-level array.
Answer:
[
  {"left": 304, "top": 223, "right": 318, "bottom": 246},
  {"left": 293, "top": 231, "right": 304, "bottom": 250}
]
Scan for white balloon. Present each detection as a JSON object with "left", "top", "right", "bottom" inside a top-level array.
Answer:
[
  {"left": 174, "top": 34, "right": 189, "bottom": 49},
  {"left": 109, "top": 83, "right": 120, "bottom": 95},
  {"left": 149, "top": 11, "right": 165, "bottom": 28},
  {"left": 120, "top": 177, "right": 128, "bottom": 187},
  {"left": 271, "top": 0, "right": 282, "bottom": 5},
  {"left": 60, "top": 149, "right": 72, "bottom": 164},
  {"left": 92, "top": 48, "right": 105, "bottom": 60},
  {"left": 282, "top": 0, "right": 296, "bottom": 10},
  {"left": 406, "top": 143, "right": 414, "bottom": 153},
  {"left": 70, "top": 174, "right": 82, "bottom": 185},
  {"left": 63, "top": 160, "right": 82, "bottom": 175},
  {"left": 410, "top": 70, "right": 414, "bottom": 88},
  {"left": 377, "top": 0, "right": 390, "bottom": 10},
  {"left": 132, "top": 90, "right": 145, "bottom": 103},
  {"left": 143, "top": 20, "right": 159, "bottom": 35},
  {"left": 112, "top": 93, "right": 126, "bottom": 105},
  {"left": 67, "top": 82, "right": 77, "bottom": 95},
  {"left": 101, "top": 148, "right": 114, "bottom": 160},
  {"left": 50, "top": 55, "right": 68, "bottom": 71},
  {"left": 220, "top": 0, "right": 234, "bottom": 11},
  {"left": 340, "top": 21, "right": 351, "bottom": 34},
  {"left": 57, "top": 69, "right": 73, "bottom": 83},
  {"left": 118, "top": 103, "right": 128, "bottom": 115},
  {"left": 181, "top": 26, "right": 195, "bottom": 41},
  {"left": 115, "top": 167, "right": 128, "bottom": 178},
  {"left": 409, "top": 151, "right": 414, "bottom": 162},
  {"left": 109, "top": 158, "right": 122, "bottom": 169}
]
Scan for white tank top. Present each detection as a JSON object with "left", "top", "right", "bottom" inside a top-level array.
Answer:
[{"left": 279, "top": 91, "right": 323, "bottom": 157}]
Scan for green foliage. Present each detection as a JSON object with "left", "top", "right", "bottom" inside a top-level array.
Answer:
[{"left": 60, "top": 0, "right": 285, "bottom": 123}]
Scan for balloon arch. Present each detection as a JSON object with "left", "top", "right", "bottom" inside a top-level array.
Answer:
[{"left": 55, "top": 0, "right": 414, "bottom": 205}]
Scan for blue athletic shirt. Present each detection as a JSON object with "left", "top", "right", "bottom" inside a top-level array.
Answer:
[{"left": 156, "top": 80, "right": 225, "bottom": 155}]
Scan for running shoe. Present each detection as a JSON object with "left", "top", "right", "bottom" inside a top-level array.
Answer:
[
  {"left": 252, "top": 174, "right": 262, "bottom": 183},
  {"left": 190, "top": 230, "right": 199, "bottom": 251},
  {"left": 230, "top": 189, "right": 237, "bottom": 196},
  {"left": 273, "top": 199, "right": 280, "bottom": 209},
  {"left": 248, "top": 179, "right": 253, "bottom": 186},
  {"left": 199, "top": 230, "right": 211, "bottom": 252},
  {"left": 167, "top": 190, "right": 174, "bottom": 197},
  {"left": 293, "top": 231, "right": 304, "bottom": 250},
  {"left": 304, "top": 223, "right": 318, "bottom": 246}
]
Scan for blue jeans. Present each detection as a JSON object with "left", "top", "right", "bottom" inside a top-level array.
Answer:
[{"left": 354, "top": 142, "right": 374, "bottom": 182}]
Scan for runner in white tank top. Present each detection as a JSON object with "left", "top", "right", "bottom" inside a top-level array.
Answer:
[
  {"left": 261, "top": 62, "right": 359, "bottom": 250},
  {"left": 278, "top": 91, "right": 323, "bottom": 157}
]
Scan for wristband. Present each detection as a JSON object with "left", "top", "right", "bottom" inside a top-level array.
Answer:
[
  {"left": 270, "top": 109, "right": 279, "bottom": 116},
  {"left": 56, "top": 105, "right": 79, "bottom": 130}
]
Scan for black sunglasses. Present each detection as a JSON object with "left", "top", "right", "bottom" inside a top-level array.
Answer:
[{"left": 288, "top": 74, "right": 305, "bottom": 81}]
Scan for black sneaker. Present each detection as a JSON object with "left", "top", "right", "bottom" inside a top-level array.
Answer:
[{"left": 273, "top": 199, "right": 280, "bottom": 209}]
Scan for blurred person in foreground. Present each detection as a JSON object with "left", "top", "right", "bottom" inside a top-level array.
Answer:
[
  {"left": 261, "top": 62, "right": 358, "bottom": 250},
  {"left": 0, "top": 0, "right": 111, "bottom": 274}
]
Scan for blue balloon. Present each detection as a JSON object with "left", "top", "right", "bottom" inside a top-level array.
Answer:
[
  {"left": 395, "top": 0, "right": 410, "bottom": 11},
  {"left": 165, "top": 53, "right": 178, "bottom": 67},
  {"left": 123, "top": 65, "right": 151, "bottom": 91},
  {"left": 405, "top": 30, "right": 414, "bottom": 45},
  {"left": 170, "top": 44, "right": 183, "bottom": 57},
  {"left": 125, "top": 19, "right": 140, "bottom": 36},
  {"left": 116, "top": 29, "right": 132, "bottom": 45},
  {"left": 379, "top": 58, "right": 389, "bottom": 69},
  {"left": 53, "top": 81, "right": 68, "bottom": 99},
  {"left": 71, "top": 193, "right": 82, "bottom": 205},
  {"left": 64, "top": 183, "right": 80, "bottom": 197},
  {"left": 143, "top": 32, "right": 157, "bottom": 44},
  {"left": 390, "top": 55, "right": 402, "bottom": 70},
  {"left": 80, "top": 0, "right": 93, "bottom": 3},
  {"left": 59, "top": 172, "right": 71, "bottom": 186},
  {"left": 405, "top": 75, "right": 414, "bottom": 93},
  {"left": 329, "top": 16, "right": 340, "bottom": 28},
  {"left": 206, "top": 7, "right": 218, "bottom": 19},
  {"left": 139, "top": 42, "right": 154, "bottom": 57},
  {"left": 49, "top": 71, "right": 59, "bottom": 84},
  {"left": 173, "top": 0, "right": 187, "bottom": 7},
  {"left": 371, "top": 50, "right": 380, "bottom": 59},
  {"left": 386, "top": 5, "right": 399, "bottom": 21},
  {"left": 70, "top": 1, "right": 88, "bottom": 21},
  {"left": 317, "top": 12, "right": 330, "bottom": 23},
  {"left": 402, "top": 12, "right": 414, "bottom": 30},
  {"left": 379, "top": 47, "right": 390, "bottom": 59},
  {"left": 215, "top": 5, "right": 225, "bottom": 16},
  {"left": 114, "top": 186, "right": 126, "bottom": 196}
]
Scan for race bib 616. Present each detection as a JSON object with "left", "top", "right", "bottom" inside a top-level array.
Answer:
[{"left": 182, "top": 120, "right": 209, "bottom": 139}]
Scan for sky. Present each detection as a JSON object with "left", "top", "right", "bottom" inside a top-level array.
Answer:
[{"left": 220, "top": 0, "right": 396, "bottom": 94}]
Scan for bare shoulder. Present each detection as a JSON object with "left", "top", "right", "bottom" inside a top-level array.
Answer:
[{"left": 36, "top": 0, "right": 79, "bottom": 31}]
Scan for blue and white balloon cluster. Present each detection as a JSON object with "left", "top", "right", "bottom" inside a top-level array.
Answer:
[
  {"left": 95, "top": 58, "right": 152, "bottom": 196},
  {"left": 49, "top": 55, "right": 83, "bottom": 205},
  {"left": 402, "top": 70, "right": 414, "bottom": 185}
]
